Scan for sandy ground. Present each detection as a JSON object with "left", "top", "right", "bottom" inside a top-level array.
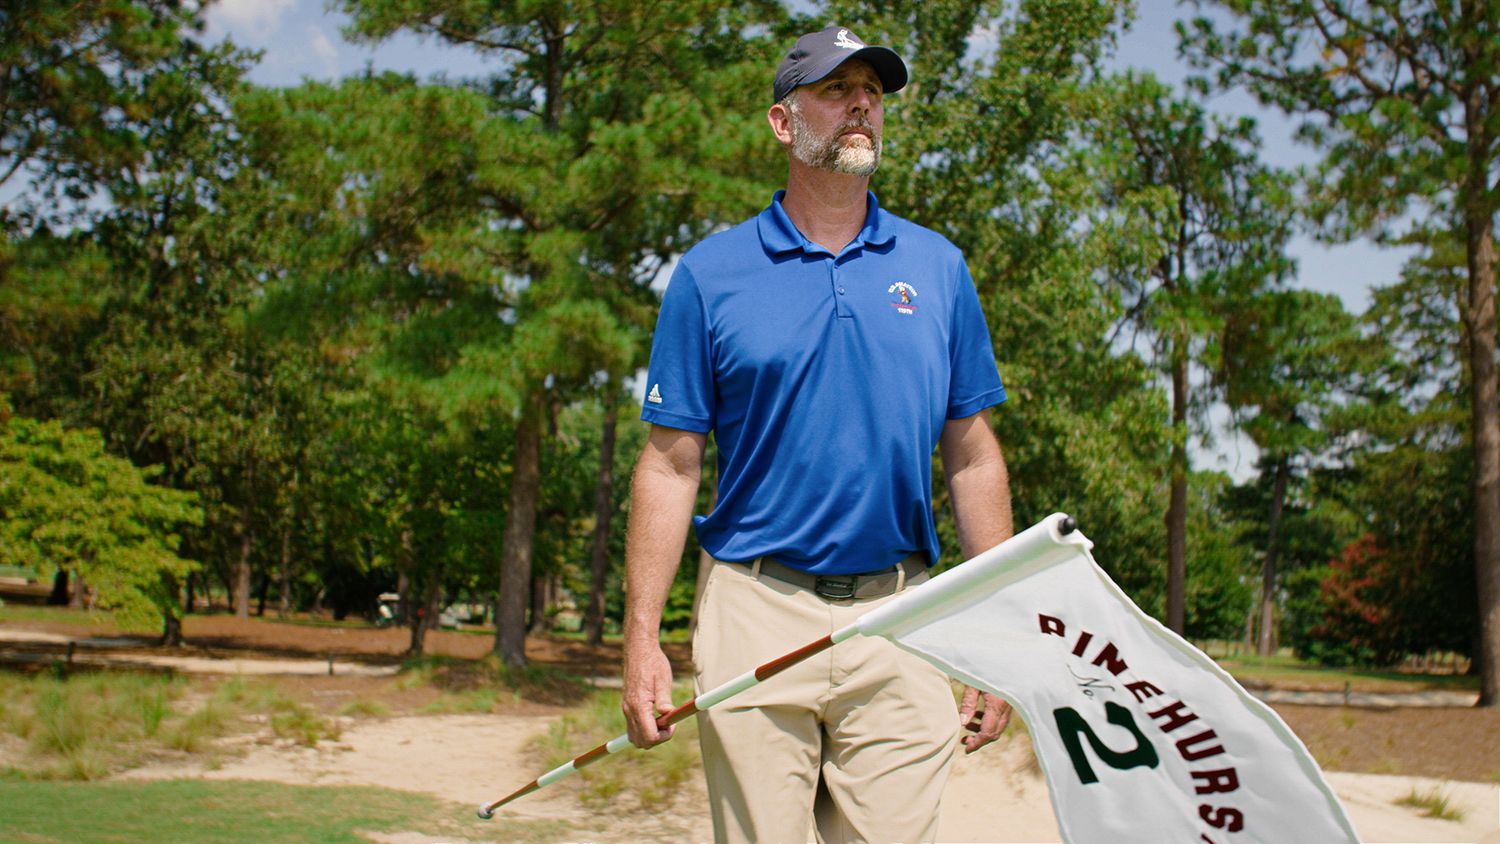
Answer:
[
  {"left": 113, "top": 712, "right": 1499, "bottom": 844},
  {"left": 5, "top": 618, "right": 1497, "bottom": 842}
]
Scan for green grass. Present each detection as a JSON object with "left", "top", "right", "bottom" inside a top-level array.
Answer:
[
  {"left": 0, "top": 779, "right": 574, "bottom": 843},
  {"left": 1394, "top": 786, "right": 1464, "bottom": 822},
  {"left": 1212, "top": 651, "right": 1480, "bottom": 694},
  {"left": 528, "top": 681, "right": 702, "bottom": 811},
  {"left": 0, "top": 672, "right": 343, "bottom": 779},
  {"left": 0, "top": 604, "right": 114, "bottom": 625}
]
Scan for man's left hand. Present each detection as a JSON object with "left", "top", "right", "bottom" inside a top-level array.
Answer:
[{"left": 958, "top": 685, "right": 1012, "bottom": 754}]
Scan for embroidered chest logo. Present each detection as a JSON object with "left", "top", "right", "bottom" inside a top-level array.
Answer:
[{"left": 888, "top": 281, "right": 918, "bottom": 315}]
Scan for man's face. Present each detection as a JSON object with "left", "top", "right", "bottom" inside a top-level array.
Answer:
[{"left": 785, "top": 60, "right": 884, "bottom": 176}]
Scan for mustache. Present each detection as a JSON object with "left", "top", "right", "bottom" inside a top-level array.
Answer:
[{"left": 836, "top": 117, "right": 879, "bottom": 139}]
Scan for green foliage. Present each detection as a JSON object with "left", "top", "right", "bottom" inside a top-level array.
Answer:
[
  {"left": 0, "top": 1, "right": 214, "bottom": 229},
  {"left": 1283, "top": 228, "right": 1476, "bottom": 665},
  {"left": 1178, "top": 0, "right": 1500, "bottom": 239},
  {"left": 1181, "top": 0, "right": 1499, "bottom": 696},
  {"left": 9, "top": 0, "right": 1481, "bottom": 666},
  {"left": 0, "top": 409, "right": 201, "bottom": 628},
  {"left": 1182, "top": 472, "right": 1255, "bottom": 640}
]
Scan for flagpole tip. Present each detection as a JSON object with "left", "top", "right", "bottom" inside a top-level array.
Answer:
[{"left": 1058, "top": 515, "right": 1077, "bottom": 535}]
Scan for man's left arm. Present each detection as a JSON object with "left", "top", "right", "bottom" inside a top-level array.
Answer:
[{"left": 939, "top": 408, "right": 1015, "bottom": 754}]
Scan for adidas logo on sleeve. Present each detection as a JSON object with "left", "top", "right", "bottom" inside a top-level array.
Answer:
[{"left": 647, "top": 383, "right": 663, "bottom": 404}]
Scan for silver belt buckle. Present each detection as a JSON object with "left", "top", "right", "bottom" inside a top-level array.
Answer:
[{"left": 814, "top": 575, "right": 857, "bottom": 600}]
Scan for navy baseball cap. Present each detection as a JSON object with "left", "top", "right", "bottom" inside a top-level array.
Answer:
[{"left": 772, "top": 25, "right": 908, "bottom": 104}]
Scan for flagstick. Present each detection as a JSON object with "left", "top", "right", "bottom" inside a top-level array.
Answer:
[
  {"left": 477, "top": 623, "right": 862, "bottom": 819},
  {"left": 479, "top": 514, "right": 1081, "bottom": 820}
]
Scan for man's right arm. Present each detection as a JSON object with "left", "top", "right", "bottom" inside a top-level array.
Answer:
[{"left": 621, "top": 423, "right": 706, "bottom": 748}]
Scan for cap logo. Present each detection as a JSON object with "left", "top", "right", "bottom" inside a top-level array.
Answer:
[{"left": 834, "top": 29, "right": 864, "bottom": 50}]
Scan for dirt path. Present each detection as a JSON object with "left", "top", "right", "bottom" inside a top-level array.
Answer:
[{"left": 112, "top": 712, "right": 1498, "bottom": 843}]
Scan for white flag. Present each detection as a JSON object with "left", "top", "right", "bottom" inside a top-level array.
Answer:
[{"left": 857, "top": 514, "right": 1359, "bottom": 844}]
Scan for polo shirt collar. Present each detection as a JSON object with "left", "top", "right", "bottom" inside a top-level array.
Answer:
[{"left": 758, "top": 190, "right": 896, "bottom": 257}]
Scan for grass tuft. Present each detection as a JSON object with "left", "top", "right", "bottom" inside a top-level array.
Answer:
[
  {"left": 528, "top": 681, "right": 701, "bottom": 811},
  {"left": 337, "top": 699, "right": 390, "bottom": 718},
  {"left": 1394, "top": 786, "right": 1464, "bottom": 821},
  {"left": 0, "top": 670, "right": 343, "bottom": 778}
]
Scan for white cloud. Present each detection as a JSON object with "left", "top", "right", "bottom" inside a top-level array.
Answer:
[
  {"left": 208, "top": 0, "right": 296, "bottom": 39},
  {"left": 308, "top": 25, "right": 340, "bottom": 76}
]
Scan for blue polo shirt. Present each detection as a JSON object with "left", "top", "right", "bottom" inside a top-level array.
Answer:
[{"left": 641, "top": 191, "right": 1005, "bottom": 575}]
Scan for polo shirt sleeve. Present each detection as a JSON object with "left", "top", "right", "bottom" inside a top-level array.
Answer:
[
  {"left": 946, "top": 260, "right": 1007, "bottom": 419},
  {"left": 640, "top": 261, "right": 715, "bottom": 433}
]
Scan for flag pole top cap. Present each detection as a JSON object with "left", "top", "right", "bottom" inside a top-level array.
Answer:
[{"left": 773, "top": 25, "right": 908, "bottom": 104}]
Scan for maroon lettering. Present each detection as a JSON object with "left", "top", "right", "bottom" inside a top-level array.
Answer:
[
  {"left": 1126, "top": 680, "right": 1163, "bottom": 703},
  {"left": 1199, "top": 804, "right": 1245, "bottom": 832},
  {"left": 1072, "top": 630, "right": 1094, "bottom": 657},
  {"left": 1191, "top": 767, "right": 1240, "bottom": 795},
  {"left": 1091, "top": 642, "right": 1128, "bottom": 676},
  {"left": 1148, "top": 699, "right": 1200, "bottom": 733},
  {"left": 1039, "top": 614, "right": 1066, "bottom": 637},
  {"left": 1176, "top": 729, "right": 1226, "bottom": 762}
]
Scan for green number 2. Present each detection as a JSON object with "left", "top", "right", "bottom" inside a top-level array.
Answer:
[{"left": 1053, "top": 702, "right": 1160, "bottom": 785}]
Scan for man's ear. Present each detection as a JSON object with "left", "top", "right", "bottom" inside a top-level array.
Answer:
[{"left": 767, "top": 103, "right": 794, "bottom": 147}]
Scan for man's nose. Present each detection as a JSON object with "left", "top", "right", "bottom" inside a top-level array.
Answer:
[{"left": 849, "top": 87, "right": 873, "bottom": 115}]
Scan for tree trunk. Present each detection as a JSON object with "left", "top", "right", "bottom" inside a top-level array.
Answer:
[
  {"left": 68, "top": 572, "right": 87, "bottom": 609},
  {"left": 278, "top": 523, "right": 293, "bottom": 619},
  {"left": 1166, "top": 335, "right": 1189, "bottom": 634},
  {"left": 185, "top": 572, "right": 196, "bottom": 614},
  {"left": 255, "top": 573, "right": 269, "bottom": 617},
  {"left": 408, "top": 564, "right": 442, "bottom": 657},
  {"left": 1258, "top": 454, "right": 1290, "bottom": 656},
  {"left": 48, "top": 570, "right": 69, "bottom": 605},
  {"left": 234, "top": 528, "right": 253, "bottom": 619},
  {"left": 397, "top": 552, "right": 411, "bottom": 626},
  {"left": 1463, "top": 196, "right": 1499, "bottom": 706},
  {"left": 584, "top": 411, "right": 618, "bottom": 645},
  {"left": 495, "top": 396, "right": 543, "bottom": 667},
  {"left": 529, "top": 573, "right": 550, "bottom": 635},
  {"left": 161, "top": 574, "right": 184, "bottom": 647},
  {"left": 161, "top": 614, "right": 183, "bottom": 647}
]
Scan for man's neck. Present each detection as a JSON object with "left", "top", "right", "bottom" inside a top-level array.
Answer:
[{"left": 780, "top": 163, "right": 870, "bottom": 255}]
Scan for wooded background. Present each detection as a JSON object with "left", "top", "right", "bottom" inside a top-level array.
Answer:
[{"left": 1, "top": 0, "right": 1494, "bottom": 704}]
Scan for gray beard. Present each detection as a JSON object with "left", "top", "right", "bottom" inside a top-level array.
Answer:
[{"left": 789, "top": 107, "right": 881, "bottom": 176}]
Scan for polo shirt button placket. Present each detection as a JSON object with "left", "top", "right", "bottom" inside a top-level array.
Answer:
[{"left": 831, "top": 260, "right": 851, "bottom": 319}]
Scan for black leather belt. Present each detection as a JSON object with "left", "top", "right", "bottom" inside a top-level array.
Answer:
[{"left": 740, "top": 554, "right": 928, "bottom": 600}]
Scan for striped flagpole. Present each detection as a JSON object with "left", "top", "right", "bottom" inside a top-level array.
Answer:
[{"left": 477, "top": 623, "right": 862, "bottom": 819}]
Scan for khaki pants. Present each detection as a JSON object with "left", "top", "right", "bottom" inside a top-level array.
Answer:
[{"left": 693, "top": 558, "right": 960, "bottom": 844}]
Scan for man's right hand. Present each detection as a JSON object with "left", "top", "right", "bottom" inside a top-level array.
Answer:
[{"left": 622, "top": 639, "right": 677, "bottom": 748}]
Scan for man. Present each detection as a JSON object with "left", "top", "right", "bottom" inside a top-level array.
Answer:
[{"left": 622, "top": 24, "right": 1016, "bottom": 843}]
